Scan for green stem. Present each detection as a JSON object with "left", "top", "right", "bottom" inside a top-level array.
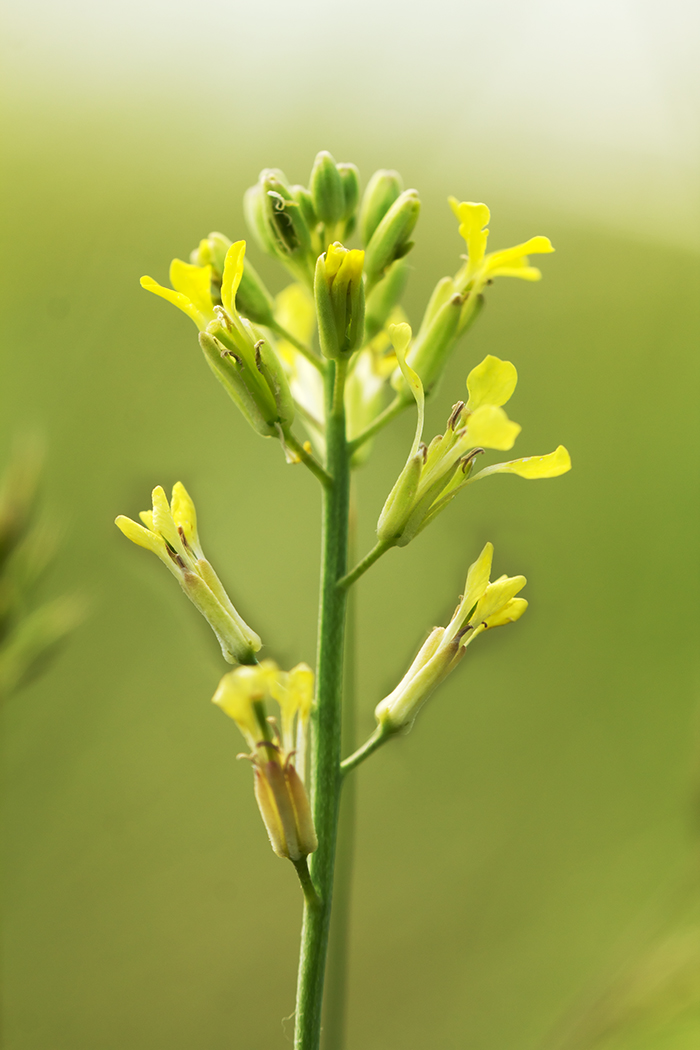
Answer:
[
  {"left": 321, "top": 484, "right": 358, "bottom": 1050},
  {"left": 293, "top": 857, "right": 322, "bottom": 911},
  {"left": 294, "top": 360, "right": 350, "bottom": 1050},
  {"left": 338, "top": 540, "right": 391, "bottom": 591},
  {"left": 283, "top": 430, "right": 332, "bottom": 489},
  {"left": 340, "top": 724, "right": 392, "bottom": 777},
  {"left": 347, "top": 395, "right": 406, "bottom": 455}
]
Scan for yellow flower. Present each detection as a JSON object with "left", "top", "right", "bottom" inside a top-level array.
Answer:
[
  {"left": 448, "top": 198, "right": 554, "bottom": 294},
  {"left": 213, "top": 661, "right": 317, "bottom": 861},
  {"left": 377, "top": 338, "right": 570, "bottom": 547},
  {"left": 140, "top": 259, "right": 216, "bottom": 331},
  {"left": 375, "top": 543, "right": 527, "bottom": 732},
  {"left": 115, "top": 483, "right": 261, "bottom": 665}
]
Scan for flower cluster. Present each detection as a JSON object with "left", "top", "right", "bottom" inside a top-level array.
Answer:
[{"left": 377, "top": 325, "right": 570, "bottom": 549}]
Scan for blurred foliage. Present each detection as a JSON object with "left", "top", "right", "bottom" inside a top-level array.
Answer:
[
  {"left": 0, "top": 441, "right": 83, "bottom": 699},
  {"left": 0, "top": 113, "right": 698, "bottom": 1049}
]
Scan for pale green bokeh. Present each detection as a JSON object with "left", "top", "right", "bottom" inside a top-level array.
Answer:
[{"left": 1, "top": 3, "right": 699, "bottom": 1045}]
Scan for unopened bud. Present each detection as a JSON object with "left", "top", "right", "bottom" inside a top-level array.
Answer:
[
  {"left": 314, "top": 243, "right": 365, "bottom": 359},
  {"left": 310, "top": 150, "right": 344, "bottom": 226},
  {"left": 364, "top": 189, "right": 420, "bottom": 289},
  {"left": 337, "top": 163, "right": 360, "bottom": 224},
  {"left": 364, "top": 259, "right": 410, "bottom": 342},
  {"left": 359, "top": 169, "right": 403, "bottom": 246},
  {"left": 397, "top": 293, "right": 462, "bottom": 400}
]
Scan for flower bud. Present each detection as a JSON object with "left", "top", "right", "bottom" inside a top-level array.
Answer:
[
  {"left": 396, "top": 293, "right": 463, "bottom": 400},
  {"left": 337, "top": 163, "right": 360, "bottom": 225},
  {"left": 364, "top": 189, "right": 420, "bottom": 289},
  {"left": 310, "top": 150, "right": 344, "bottom": 226},
  {"left": 363, "top": 259, "right": 410, "bottom": 343},
  {"left": 244, "top": 170, "right": 313, "bottom": 284},
  {"left": 359, "top": 169, "right": 403, "bottom": 245},
  {"left": 314, "top": 243, "right": 365, "bottom": 359}
]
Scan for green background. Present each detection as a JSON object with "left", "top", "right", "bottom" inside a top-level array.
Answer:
[{"left": 1, "top": 109, "right": 699, "bottom": 1050}]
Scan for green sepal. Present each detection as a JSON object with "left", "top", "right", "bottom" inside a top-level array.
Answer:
[
  {"left": 314, "top": 254, "right": 341, "bottom": 360},
  {"left": 255, "top": 338, "right": 295, "bottom": 429},
  {"left": 376, "top": 452, "right": 423, "bottom": 544},
  {"left": 199, "top": 331, "right": 277, "bottom": 437}
]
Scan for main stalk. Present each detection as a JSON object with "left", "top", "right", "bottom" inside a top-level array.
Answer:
[{"left": 294, "top": 360, "right": 350, "bottom": 1050}]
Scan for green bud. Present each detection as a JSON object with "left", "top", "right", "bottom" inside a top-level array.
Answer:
[
  {"left": 395, "top": 293, "right": 462, "bottom": 401},
  {"left": 337, "top": 162, "right": 360, "bottom": 227},
  {"left": 310, "top": 150, "right": 344, "bottom": 226},
  {"left": 364, "top": 189, "right": 420, "bottom": 289},
  {"left": 363, "top": 259, "right": 410, "bottom": 342},
  {"left": 244, "top": 170, "right": 313, "bottom": 284},
  {"left": 359, "top": 169, "right": 403, "bottom": 245},
  {"left": 314, "top": 243, "right": 366, "bottom": 359}
]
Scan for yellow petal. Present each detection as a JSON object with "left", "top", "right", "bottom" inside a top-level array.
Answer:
[
  {"left": 451, "top": 201, "right": 490, "bottom": 268},
  {"left": 138, "top": 509, "right": 154, "bottom": 530},
  {"left": 140, "top": 275, "right": 206, "bottom": 329},
  {"left": 169, "top": 258, "right": 214, "bottom": 319},
  {"left": 463, "top": 541, "right": 493, "bottom": 607},
  {"left": 170, "top": 481, "right": 199, "bottom": 549},
  {"left": 466, "top": 355, "right": 518, "bottom": 411},
  {"left": 115, "top": 515, "right": 168, "bottom": 561},
  {"left": 150, "top": 485, "right": 181, "bottom": 552},
  {"left": 484, "top": 597, "right": 528, "bottom": 628},
  {"left": 212, "top": 666, "right": 268, "bottom": 748},
  {"left": 466, "top": 405, "right": 521, "bottom": 450},
  {"left": 220, "top": 240, "right": 246, "bottom": 316},
  {"left": 484, "top": 236, "right": 554, "bottom": 276},
  {"left": 289, "top": 663, "right": 315, "bottom": 722},
  {"left": 472, "top": 575, "right": 527, "bottom": 625},
  {"left": 474, "top": 445, "right": 572, "bottom": 481}
]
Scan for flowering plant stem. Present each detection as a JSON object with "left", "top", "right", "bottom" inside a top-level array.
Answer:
[{"left": 294, "top": 359, "right": 351, "bottom": 1050}]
